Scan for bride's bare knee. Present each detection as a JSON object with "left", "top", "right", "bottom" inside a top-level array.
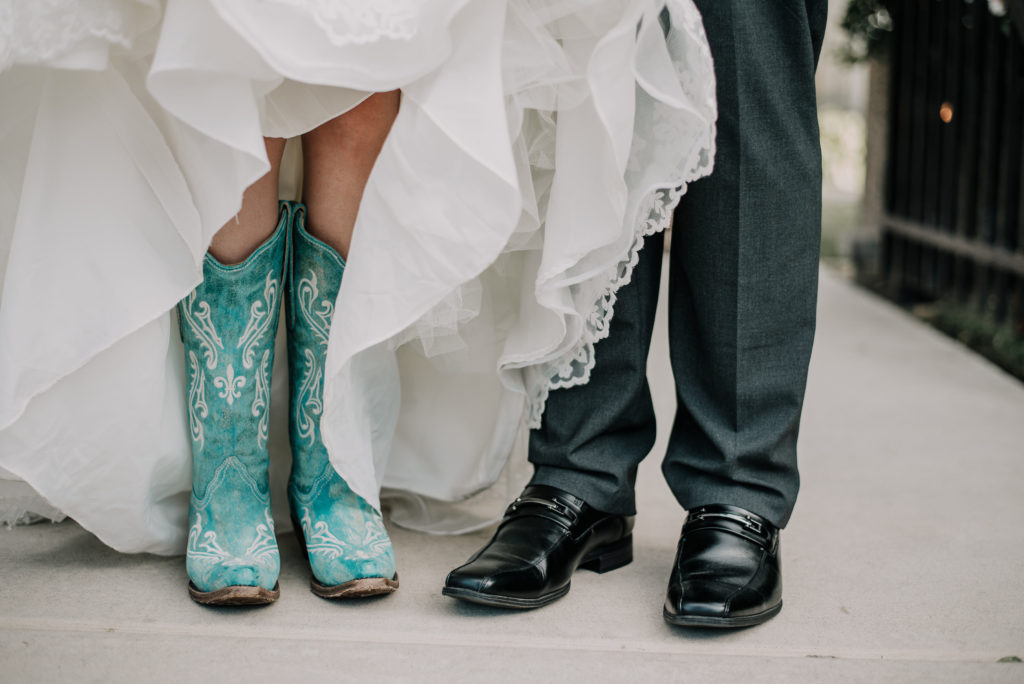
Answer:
[{"left": 307, "top": 90, "right": 399, "bottom": 161}]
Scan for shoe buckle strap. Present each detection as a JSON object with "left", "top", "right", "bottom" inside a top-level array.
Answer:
[
  {"left": 689, "top": 511, "right": 764, "bottom": 535},
  {"left": 505, "top": 496, "right": 579, "bottom": 527}
]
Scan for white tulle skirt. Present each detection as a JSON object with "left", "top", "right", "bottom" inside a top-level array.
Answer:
[{"left": 0, "top": 0, "right": 715, "bottom": 554}]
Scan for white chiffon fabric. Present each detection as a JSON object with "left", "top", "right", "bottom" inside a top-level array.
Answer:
[{"left": 0, "top": 0, "right": 715, "bottom": 553}]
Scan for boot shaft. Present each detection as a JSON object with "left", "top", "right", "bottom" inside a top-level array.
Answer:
[
  {"left": 282, "top": 203, "right": 398, "bottom": 590},
  {"left": 285, "top": 202, "right": 345, "bottom": 491},
  {"left": 180, "top": 204, "right": 290, "bottom": 491}
]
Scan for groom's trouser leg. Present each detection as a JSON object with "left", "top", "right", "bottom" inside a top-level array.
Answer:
[
  {"left": 528, "top": 231, "right": 665, "bottom": 516},
  {"left": 529, "top": 1, "right": 826, "bottom": 525},
  {"left": 662, "top": 0, "right": 827, "bottom": 528}
]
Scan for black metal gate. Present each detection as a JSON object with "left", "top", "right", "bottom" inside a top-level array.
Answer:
[{"left": 881, "top": 0, "right": 1024, "bottom": 346}]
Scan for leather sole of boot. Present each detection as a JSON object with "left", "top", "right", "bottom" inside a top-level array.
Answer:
[
  {"left": 188, "top": 582, "right": 280, "bottom": 606},
  {"left": 441, "top": 535, "right": 633, "bottom": 610},
  {"left": 311, "top": 574, "right": 399, "bottom": 599},
  {"left": 662, "top": 601, "right": 783, "bottom": 628}
]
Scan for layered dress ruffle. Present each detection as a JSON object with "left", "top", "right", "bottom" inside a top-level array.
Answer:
[{"left": 0, "top": 0, "right": 715, "bottom": 553}]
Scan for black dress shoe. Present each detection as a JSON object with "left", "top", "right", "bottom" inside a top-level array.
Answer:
[
  {"left": 442, "top": 485, "right": 634, "bottom": 609},
  {"left": 663, "top": 504, "right": 782, "bottom": 628}
]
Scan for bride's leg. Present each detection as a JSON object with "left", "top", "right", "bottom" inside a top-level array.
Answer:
[
  {"left": 209, "top": 137, "right": 287, "bottom": 264},
  {"left": 301, "top": 91, "right": 400, "bottom": 260},
  {"left": 180, "top": 137, "right": 291, "bottom": 605},
  {"left": 284, "top": 92, "right": 400, "bottom": 599}
]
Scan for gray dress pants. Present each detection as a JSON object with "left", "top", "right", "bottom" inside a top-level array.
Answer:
[{"left": 529, "top": 0, "right": 828, "bottom": 528}]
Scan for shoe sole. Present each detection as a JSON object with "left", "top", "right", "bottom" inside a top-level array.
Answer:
[
  {"left": 188, "top": 582, "right": 280, "bottom": 606},
  {"left": 441, "top": 582, "right": 571, "bottom": 609},
  {"left": 312, "top": 574, "right": 400, "bottom": 599},
  {"left": 662, "top": 601, "right": 783, "bottom": 628},
  {"left": 441, "top": 534, "right": 633, "bottom": 609}
]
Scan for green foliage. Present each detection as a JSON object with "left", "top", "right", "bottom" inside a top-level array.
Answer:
[
  {"left": 820, "top": 200, "right": 859, "bottom": 263},
  {"left": 839, "top": 0, "right": 893, "bottom": 64},
  {"left": 920, "top": 301, "right": 1024, "bottom": 381},
  {"left": 838, "top": 0, "right": 1021, "bottom": 65}
]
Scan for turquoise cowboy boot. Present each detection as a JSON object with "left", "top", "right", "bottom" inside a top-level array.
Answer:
[
  {"left": 285, "top": 201, "right": 398, "bottom": 599},
  {"left": 178, "top": 203, "right": 290, "bottom": 605}
]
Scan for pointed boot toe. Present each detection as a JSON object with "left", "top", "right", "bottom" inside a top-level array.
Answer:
[{"left": 187, "top": 562, "right": 281, "bottom": 606}]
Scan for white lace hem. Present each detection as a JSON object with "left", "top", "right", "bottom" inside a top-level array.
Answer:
[
  {"left": 521, "top": 0, "right": 717, "bottom": 427},
  {"left": 0, "top": 0, "right": 160, "bottom": 71},
  {"left": 527, "top": 185, "right": 683, "bottom": 427}
]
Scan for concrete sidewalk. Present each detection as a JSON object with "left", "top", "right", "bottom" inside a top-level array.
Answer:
[{"left": 2, "top": 265, "right": 1023, "bottom": 683}]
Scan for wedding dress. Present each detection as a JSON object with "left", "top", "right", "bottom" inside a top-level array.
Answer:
[{"left": 0, "top": 0, "right": 716, "bottom": 554}]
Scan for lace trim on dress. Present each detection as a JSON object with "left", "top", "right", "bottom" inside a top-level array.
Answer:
[
  {"left": 524, "top": 1, "right": 717, "bottom": 427},
  {"left": 0, "top": 0, "right": 159, "bottom": 71},
  {"left": 259, "top": 0, "right": 419, "bottom": 46},
  {"left": 525, "top": 186, "right": 689, "bottom": 428}
]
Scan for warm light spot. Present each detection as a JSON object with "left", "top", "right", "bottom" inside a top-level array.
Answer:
[{"left": 940, "top": 102, "right": 954, "bottom": 123}]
